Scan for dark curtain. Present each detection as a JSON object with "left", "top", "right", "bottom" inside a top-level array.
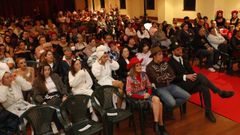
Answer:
[{"left": 0, "top": 0, "right": 75, "bottom": 18}]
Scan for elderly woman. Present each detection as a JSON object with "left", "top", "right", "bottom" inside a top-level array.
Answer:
[{"left": 126, "top": 57, "right": 168, "bottom": 135}]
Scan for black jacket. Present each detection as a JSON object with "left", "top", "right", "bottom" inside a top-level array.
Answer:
[{"left": 168, "top": 56, "right": 198, "bottom": 92}]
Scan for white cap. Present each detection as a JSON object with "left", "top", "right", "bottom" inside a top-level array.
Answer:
[
  {"left": 96, "top": 45, "right": 108, "bottom": 59},
  {"left": 0, "top": 69, "right": 7, "bottom": 80},
  {"left": 0, "top": 62, "right": 10, "bottom": 72}
]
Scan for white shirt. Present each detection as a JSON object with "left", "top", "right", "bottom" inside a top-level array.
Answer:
[
  {"left": 91, "top": 60, "right": 119, "bottom": 85},
  {"left": 136, "top": 51, "right": 152, "bottom": 72},
  {"left": 0, "top": 76, "right": 33, "bottom": 116},
  {"left": 207, "top": 34, "right": 226, "bottom": 50},
  {"left": 68, "top": 69, "right": 93, "bottom": 96},
  {"left": 45, "top": 77, "right": 58, "bottom": 94},
  {"left": 137, "top": 30, "right": 150, "bottom": 39}
]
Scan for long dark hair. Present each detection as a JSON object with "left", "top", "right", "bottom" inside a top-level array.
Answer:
[
  {"left": 37, "top": 62, "right": 52, "bottom": 83},
  {"left": 70, "top": 57, "right": 84, "bottom": 76},
  {"left": 34, "top": 62, "right": 53, "bottom": 93}
]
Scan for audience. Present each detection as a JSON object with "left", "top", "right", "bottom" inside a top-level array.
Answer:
[{"left": 0, "top": 8, "right": 238, "bottom": 134}]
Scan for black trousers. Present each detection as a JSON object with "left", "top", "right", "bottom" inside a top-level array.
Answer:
[
  {"left": 0, "top": 107, "right": 20, "bottom": 135},
  {"left": 177, "top": 73, "right": 221, "bottom": 110}
]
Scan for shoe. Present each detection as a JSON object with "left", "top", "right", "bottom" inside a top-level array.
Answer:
[
  {"left": 208, "top": 67, "right": 216, "bottom": 72},
  {"left": 205, "top": 111, "right": 216, "bottom": 123},
  {"left": 219, "top": 90, "right": 235, "bottom": 98},
  {"left": 159, "top": 125, "right": 169, "bottom": 135},
  {"left": 213, "top": 64, "right": 220, "bottom": 69},
  {"left": 153, "top": 122, "right": 160, "bottom": 133}
]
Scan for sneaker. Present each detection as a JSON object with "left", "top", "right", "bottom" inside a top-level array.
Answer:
[
  {"left": 213, "top": 64, "right": 220, "bottom": 69},
  {"left": 208, "top": 67, "right": 216, "bottom": 72}
]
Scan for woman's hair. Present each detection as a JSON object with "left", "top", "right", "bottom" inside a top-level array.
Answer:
[
  {"left": 128, "top": 64, "right": 137, "bottom": 77},
  {"left": 70, "top": 58, "right": 83, "bottom": 76},
  {"left": 138, "top": 39, "right": 151, "bottom": 53},
  {"left": 15, "top": 57, "right": 25, "bottom": 67},
  {"left": 39, "top": 50, "right": 55, "bottom": 63},
  {"left": 119, "top": 46, "right": 129, "bottom": 59},
  {"left": 37, "top": 62, "right": 52, "bottom": 83}
]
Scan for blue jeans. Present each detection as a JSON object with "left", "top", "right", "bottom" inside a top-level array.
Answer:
[{"left": 154, "top": 84, "right": 190, "bottom": 108}]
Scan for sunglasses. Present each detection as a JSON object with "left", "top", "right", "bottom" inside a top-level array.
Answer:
[{"left": 73, "top": 57, "right": 82, "bottom": 62}]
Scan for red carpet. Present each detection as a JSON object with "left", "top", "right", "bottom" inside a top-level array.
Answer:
[{"left": 189, "top": 67, "right": 240, "bottom": 123}]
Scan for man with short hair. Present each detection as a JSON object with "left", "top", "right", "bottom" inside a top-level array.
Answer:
[
  {"left": 168, "top": 42, "right": 234, "bottom": 123},
  {"left": 146, "top": 46, "right": 190, "bottom": 109}
]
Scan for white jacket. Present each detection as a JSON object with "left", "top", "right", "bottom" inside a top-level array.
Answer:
[
  {"left": 0, "top": 76, "right": 33, "bottom": 116},
  {"left": 91, "top": 60, "right": 119, "bottom": 85},
  {"left": 207, "top": 34, "right": 226, "bottom": 50},
  {"left": 137, "top": 30, "right": 150, "bottom": 39},
  {"left": 68, "top": 69, "right": 93, "bottom": 96}
]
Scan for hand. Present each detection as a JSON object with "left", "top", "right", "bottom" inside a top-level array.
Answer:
[
  {"left": 62, "top": 95, "right": 68, "bottom": 102},
  {"left": 207, "top": 47, "right": 213, "bottom": 52},
  {"left": 186, "top": 74, "right": 197, "bottom": 81},
  {"left": 144, "top": 93, "right": 150, "bottom": 99}
]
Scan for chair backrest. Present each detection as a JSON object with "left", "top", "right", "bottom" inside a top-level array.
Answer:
[
  {"left": 61, "top": 95, "right": 90, "bottom": 124},
  {"left": 20, "top": 105, "right": 61, "bottom": 135},
  {"left": 92, "top": 85, "right": 119, "bottom": 110}
]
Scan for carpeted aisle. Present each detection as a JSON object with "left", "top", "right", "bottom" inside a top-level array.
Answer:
[{"left": 189, "top": 67, "right": 240, "bottom": 123}]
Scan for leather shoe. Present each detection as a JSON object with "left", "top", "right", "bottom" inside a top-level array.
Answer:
[
  {"left": 219, "top": 90, "right": 234, "bottom": 98},
  {"left": 205, "top": 111, "right": 216, "bottom": 123},
  {"left": 159, "top": 125, "right": 169, "bottom": 135}
]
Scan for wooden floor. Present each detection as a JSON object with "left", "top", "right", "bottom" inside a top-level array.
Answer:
[{"left": 113, "top": 102, "right": 240, "bottom": 135}]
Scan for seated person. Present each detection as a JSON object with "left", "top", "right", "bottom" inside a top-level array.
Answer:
[
  {"left": 168, "top": 42, "right": 234, "bottom": 123},
  {"left": 193, "top": 27, "right": 216, "bottom": 72},
  {"left": 126, "top": 57, "right": 168, "bottom": 135},
  {"left": 207, "top": 27, "right": 229, "bottom": 52},
  {"left": 14, "top": 58, "right": 35, "bottom": 84},
  {"left": 0, "top": 70, "right": 34, "bottom": 117},
  {"left": 136, "top": 40, "right": 152, "bottom": 72},
  {"left": 40, "top": 50, "right": 69, "bottom": 85},
  {"left": 91, "top": 45, "right": 124, "bottom": 108},
  {"left": 0, "top": 105, "right": 20, "bottom": 135},
  {"left": 68, "top": 58, "right": 98, "bottom": 121},
  {"left": 108, "top": 41, "right": 120, "bottom": 61},
  {"left": 0, "top": 44, "right": 15, "bottom": 70},
  {"left": 32, "top": 63, "right": 68, "bottom": 106},
  {"left": 68, "top": 57, "right": 93, "bottom": 96},
  {"left": 14, "top": 41, "right": 32, "bottom": 60},
  {"left": 146, "top": 47, "right": 190, "bottom": 109},
  {"left": 32, "top": 63, "right": 68, "bottom": 131},
  {"left": 117, "top": 47, "right": 130, "bottom": 82}
]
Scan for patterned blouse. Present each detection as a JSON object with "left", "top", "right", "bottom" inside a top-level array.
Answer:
[{"left": 126, "top": 72, "right": 152, "bottom": 99}]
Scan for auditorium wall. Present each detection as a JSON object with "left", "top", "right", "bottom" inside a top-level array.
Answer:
[{"left": 75, "top": 0, "right": 240, "bottom": 24}]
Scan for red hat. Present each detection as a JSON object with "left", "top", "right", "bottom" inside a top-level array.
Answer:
[
  {"left": 232, "top": 10, "right": 238, "bottom": 15},
  {"left": 127, "top": 57, "right": 143, "bottom": 70}
]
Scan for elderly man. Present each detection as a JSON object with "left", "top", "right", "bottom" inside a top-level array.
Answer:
[
  {"left": 168, "top": 42, "right": 234, "bottom": 123},
  {"left": 146, "top": 46, "right": 190, "bottom": 110},
  {"left": 0, "top": 70, "right": 34, "bottom": 117}
]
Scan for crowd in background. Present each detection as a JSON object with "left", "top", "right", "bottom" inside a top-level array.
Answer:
[{"left": 0, "top": 7, "right": 238, "bottom": 135}]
